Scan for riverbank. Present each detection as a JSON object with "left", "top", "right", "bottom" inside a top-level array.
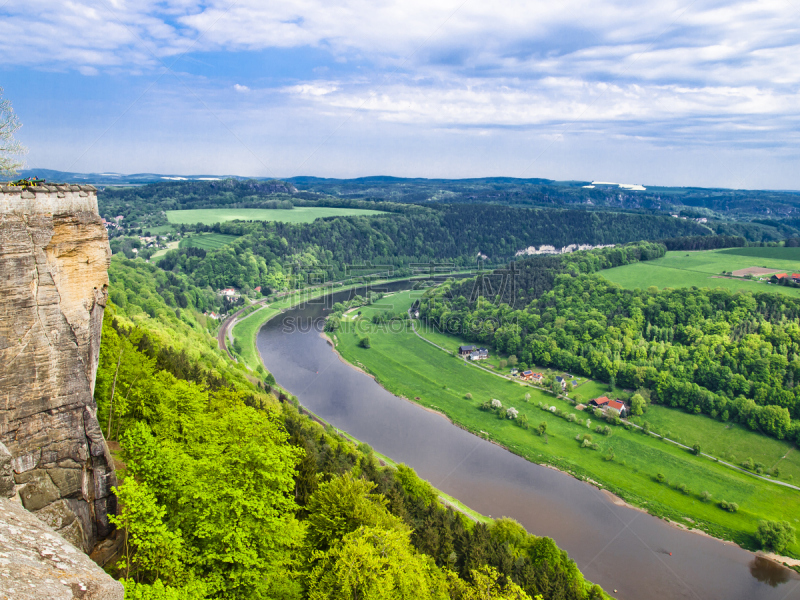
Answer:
[
  {"left": 226, "top": 270, "right": 483, "bottom": 373},
  {"left": 325, "top": 292, "right": 800, "bottom": 561}
]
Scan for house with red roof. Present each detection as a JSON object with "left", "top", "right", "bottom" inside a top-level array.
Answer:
[
  {"left": 607, "top": 399, "right": 627, "bottom": 417},
  {"left": 590, "top": 396, "right": 611, "bottom": 408}
]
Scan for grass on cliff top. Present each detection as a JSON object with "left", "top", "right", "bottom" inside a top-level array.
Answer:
[{"left": 328, "top": 293, "right": 800, "bottom": 556}]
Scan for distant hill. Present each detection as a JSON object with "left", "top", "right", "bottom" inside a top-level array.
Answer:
[
  {"left": 13, "top": 169, "right": 800, "bottom": 220},
  {"left": 13, "top": 169, "right": 256, "bottom": 186}
]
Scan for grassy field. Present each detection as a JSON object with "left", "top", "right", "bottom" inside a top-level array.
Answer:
[
  {"left": 602, "top": 248, "right": 800, "bottom": 297},
  {"left": 329, "top": 293, "right": 800, "bottom": 556},
  {"left": 144, "top": 224, "right": 175, "bottom": 235},
  {"left": 231, "top": 305, "right": 282, "bottom": 371},
  {"left": 166, "top": 207, "right": 386, "bottom": 225},
  {"left": 179, "top": 233, "right": 240, "bottom": 250},
  {"left": 630, "top": 406, "right": 800, "bottom": 482}
]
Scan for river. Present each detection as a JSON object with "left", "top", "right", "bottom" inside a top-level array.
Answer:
[{"left": 256, "top": 281, "right": 800, "bottom": 600}]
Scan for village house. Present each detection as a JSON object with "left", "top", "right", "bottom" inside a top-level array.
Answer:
[
  {"left": 469, "top": 348, "right": 489, "bottom": 361},
  {"left": 520, "top": 370, "right": 534, "bottom": 380},
  {"left": 590, "top": 396, "right": 611, "bottom": 408},
  {"left": 458, "top": 345, "right": 477, "bottom": 357},
  {"left": 555, "top": 376, "right": 567, "bottom": 390},
  {"left": 607, "top": 399, "right": 627, "bottom": 417},
  {"left": 220, "top": 288, "right": 236, "bottom": 297},
  {"left": 793, "top": 273, "right": 800, "bottom": 283},
  {"left": 510, "top": 368, "right": 519, "bottom": 376}
]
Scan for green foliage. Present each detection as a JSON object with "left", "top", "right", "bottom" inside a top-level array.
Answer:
[
  {"left": 305, "top": 473, "right": 407, "bottom": 554},
  {"left": 121, "top": 579, "right": 208, "bottom": 600},
  {"left": 755, "top": 520, "right": 796, "bottom": 553},
  {"left": 395, "top": 464, "right": 438, "bottom": 506},
  {"left": 307, "top": 526, "right": 449, "bottom": 600},
  {"left": 109, "top": 478, "right": 187, "bottom": 584},
  {"left": 630, "top": 394, "right": 646, "bottom": 416},
  {"left": 359, "top": 336, "right": 372, "bottom": 348}
]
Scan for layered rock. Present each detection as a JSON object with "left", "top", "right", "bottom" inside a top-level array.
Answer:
[
  {"left": 0, "top": 184, "right": 115, "bottom": 553},
  {"left": 0, "top": 492, "right": 123, "bottom": 599}
]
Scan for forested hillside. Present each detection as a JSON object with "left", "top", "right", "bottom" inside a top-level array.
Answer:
[
  {"left": 95, "top": 257, "right": 607, "bottom": 600},
  {"left": 420, "top": 247, "right": 800, "bottom": 445},
  {"left": 157, "top": 207, "right": 704, "bottom": 292}
]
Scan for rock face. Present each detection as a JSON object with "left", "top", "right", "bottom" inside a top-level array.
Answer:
[
  {"left": 0, "top": 495, "right": 124, "bottom": 599},
  {"left": 0, "top": 185, "right": 115, "bottom": 553}
]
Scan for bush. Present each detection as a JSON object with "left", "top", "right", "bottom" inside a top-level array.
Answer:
[
  {"left": 490, "top": 399, "right": 502, "bottom": 409},
  {"left": 676, "top": 483, "right": 689, "bottom": 495},
  {"left": 465, "top": 393, "right": 473, "bottom": 400},
  {"left": 719, "top": 500, "right": 739, "bottom": 513},
  {"left": 537, "top": 421, "right": 547, "bottom": 436},
  {"left": 742, "top": 457, "right": 755, "bottom": 470},
  {"left": 692, "top": 443, "right": 701, "bottom": 456},
  {"left": 358, "top": 336, "right": 371, "bottom": 348},
  {"left": 756, "top": 520, "right": 796, "bottom": 553},
  {"left": 655, "top": 473, "right": 666, "bottom": 483},
  {"left": 700, "top": 491, "right": 712, "bottom": 502}
]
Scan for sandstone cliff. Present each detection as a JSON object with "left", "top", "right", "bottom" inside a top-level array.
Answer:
[
  {"left": 0, "top": 476, "right": 123, "bottom": 600},
  {"left": 0, "top": 184, "right": 115, "bottom": 553}
]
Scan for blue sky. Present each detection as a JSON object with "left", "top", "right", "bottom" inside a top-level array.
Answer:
[{"left": 2, "top": 0, "right": 799, "bottom": 188}]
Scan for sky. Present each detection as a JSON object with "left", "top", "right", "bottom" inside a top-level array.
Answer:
[{"left": 1, "top": 0, "right": 799, "bottom": 189}]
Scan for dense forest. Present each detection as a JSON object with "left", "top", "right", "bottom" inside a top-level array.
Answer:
[
  {"left": 420, "top": 247, "right": 800, "bottom": 444},
  {"left": 282, "top": 176, "right": 800, "bottom": 221},
  {"left": 94, "top": 258, "right": 607, "bottom": 599},
  {"left": 156, "top": 206, "right": 705, "bottom": 293}
]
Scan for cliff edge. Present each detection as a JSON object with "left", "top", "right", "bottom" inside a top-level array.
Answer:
[{"left": 0, "top": 184, "right": 115, "bottom": 553}]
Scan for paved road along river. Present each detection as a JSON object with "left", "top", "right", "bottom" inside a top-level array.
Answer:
[{"left": 257, "top": 281, "right": 800, "bottom": 600}]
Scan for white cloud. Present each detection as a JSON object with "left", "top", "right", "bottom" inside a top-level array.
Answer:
[{"left": 4, "top": 0, "right": 800, "bottom": 185}]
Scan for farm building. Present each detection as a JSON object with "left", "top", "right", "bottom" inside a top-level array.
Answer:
[
  {"left": 607, "top": 400, "right": 627, "bottom": 417},
  {"left": 590, "top": 396, "right": 611, "bottom": 408},
  {"left": 469, "top": 348, "right": 489, "bottom": 361},
  {"left": 459, "top": 345, "right": 477, "bottom": 356}
]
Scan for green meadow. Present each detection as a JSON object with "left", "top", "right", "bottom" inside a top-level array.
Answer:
[
  {"left": 602, "top": 248, "right": 800, "bottom": 296},
  {"left": 166, "top": 207, "right": 386, "bottom": 225},
  {"left": 630, "top": 406, "right": 800, "bottom": 482},
  {"left": 329, "top": 293, "right": 800, "bottom": 556},
  {"left": 179, "top": 233, "right": 240, "bottom": 250}
]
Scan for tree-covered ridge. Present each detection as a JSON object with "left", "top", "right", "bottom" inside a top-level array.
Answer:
[
  {"left": 421, "top": 269, "right": 800, "bottom": 444},
  {"left": 97, "top": 260, "right": 608, "bottom": 599},
  {"left": 157, "top": 207, "right": 700, "bottom": 292}
]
